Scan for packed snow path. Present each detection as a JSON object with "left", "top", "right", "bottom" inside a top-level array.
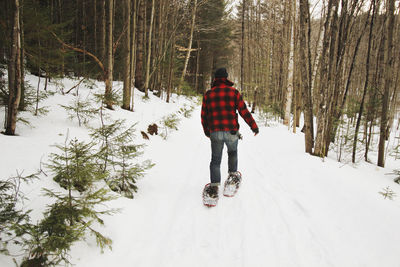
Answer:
[{"left": 69, "top": 107, "right": 400, "bottom": 267}]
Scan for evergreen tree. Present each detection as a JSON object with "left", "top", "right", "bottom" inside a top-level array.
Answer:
[
  {"left": 0, "top": 172, "right": 36, "bottom": 256},
  {"left": 19, "top": 138, "right": 116, "bottom": 266},
  {"left": 60, "top": 96, "right": 98, "bottom": 127},
  {"left": 90, "top": 120, "right": 154, "bottom": 198}
]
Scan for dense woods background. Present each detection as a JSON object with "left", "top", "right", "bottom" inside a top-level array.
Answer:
[{"left": 1, "top": 0, "right": 399, "bottom": 165}]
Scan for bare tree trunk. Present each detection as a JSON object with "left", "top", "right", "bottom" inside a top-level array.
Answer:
[
  {"left": 130, "top": 0, "right": 137, "bottom": 111},
  {"left": 284, "top": 0, "right": 294, "bottom": 127},
  {"left": 135, "top": 0, "right": 145, "bottom": 91},
  {"left": 18, "top": 0, "right": 25, "bottom": 111},
  {"left": 166, "top": 0, "right": 177, "bottom": 103},
  {"left": 94, "top": 0, "right": 97, "bottom": 56},
  {"left": 378, "top": 0, "right": 395, "bottom": 167},
  {"left": 293, "top": 3, "right": 300, "bottom": 131},
  {"left": 35, "top": 15, "right": 41, "bottom": 116},
  {"left": 5, "top": 0, "right": 21, "bottom": 136},
  {"left": 122, "top": 0, "right": 131, "bottom": 110},
  {"left": 166, "top": 39, "right": 175, "bottom": 103},
  {"left": 144, "top": 0, "right": 155, "bottom": 97},
  {"left": 177, "top": 0, "right": 198, "bottom": 94},
  {"left": 314, "top": 0, "right": 338, "bottom": 157},
  {"left": 195, "top": 39, "right": 200, "bottom": 94},
  {"left": 299, "top": 0, "right": 314, "bottom": 154},
  {"left": 241, "top": 0, "right": 246, "bottom": 91},
  {"left": 105, "top": 0, "right": 113, "bottom": 109},
  {"left": 101, "top": 0, "right": 106, "bottom": 62},
  {"left": 352, "top": 0, "right": 375, "bottom": 163},
  {"left": 332, "top": 4, "right": 371, "bottom": 141}
]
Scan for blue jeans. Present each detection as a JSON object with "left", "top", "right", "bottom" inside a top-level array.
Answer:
[{"left": 210, "top": 131, "right": 239, "bottom": 185}]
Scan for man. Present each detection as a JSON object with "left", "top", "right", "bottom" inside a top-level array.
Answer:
[{"left": 201, "top": 67, "right": 259, "bottom": 203}]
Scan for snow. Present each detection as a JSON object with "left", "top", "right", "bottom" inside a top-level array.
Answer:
[{"left": 1, "top": 75, "right": 400, "bottom": 267}]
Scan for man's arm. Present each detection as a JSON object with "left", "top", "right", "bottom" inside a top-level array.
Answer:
[
  {"left": 201, "top": 95, "right": 210, "bottom": 137},
  {"left": 236, "top": 91, "right": 259, "bottom": 135}
]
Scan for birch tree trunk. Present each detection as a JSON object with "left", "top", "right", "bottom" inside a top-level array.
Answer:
[
  {"left": 144, "top": 0, "right": 155, "bottom": 97},
  {"left": 314, "top": 0, "right": 338, "bottom": 157},
  {"left": 284, "top": 0, "right": 295, "bottom": 127},
  {"left": 5, "top": 0, "right": 21, "bottom": 135},
  {"left": 378, "top": 0, "right": 395, "bottom": 167}
]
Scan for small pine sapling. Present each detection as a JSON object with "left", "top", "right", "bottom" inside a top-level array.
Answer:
[
  {"left": 90, "top": 120, "right": 127, "bottom": 172},
  {"left": 19, "top": 82, "right": 51, "bottom": 116},
  {"left": 390, "top": 135, "right": 400, "bottom": 160},
  {"left": 160, "top": 114, "right": 180, "bottom": 139},
  {"left": 379, "top": 186, "right": 396, "bottom": 200},
  {"left": 60, "top": 97, "right": 98, "bottom": 127},
  {"left": 177, "top": 104, "right": 195, "bottom": 118},
  {"left": 20, "top": 138, "right": 116, "bottom": 266},
  {"left": 389, "top": 169, "right": 400, "bottom": 184},
  {"left": 93, "top": 89, "right": 121, "bottom": 110},
  {"left": 0, "top": 172, "right": 37, "bottom": 256},
  {"left": 257, "top": 104, "right": 278, "bottom": 127},
  {"left": 90, "top": 120, "right": 154, "bottom": 198},
  {"left": 333, "top": 116, "right": 354, "bottom": 162},
  {"left": 48, "top": 139, "right": 105, "bottom": 192}
]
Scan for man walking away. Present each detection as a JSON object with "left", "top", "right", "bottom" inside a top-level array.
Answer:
[{"left": 201, "top": 67, "right": 259, "bottom": 206}]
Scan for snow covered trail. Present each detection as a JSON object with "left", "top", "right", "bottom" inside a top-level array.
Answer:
[{"left": 70, "top": 107, "right": 400, "bottom": 267}]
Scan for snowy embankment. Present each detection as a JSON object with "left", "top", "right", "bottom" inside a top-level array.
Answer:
[{"left": 1, "top": 75, "right": 400, "bottom": 267}]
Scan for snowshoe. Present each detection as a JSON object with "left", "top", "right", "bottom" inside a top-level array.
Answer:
[
  {"left": 202, "top": 183, "right": 219, "bottom": 207},
  {"left": 223, "top": 171, "right": 242, "bottom": 197}
]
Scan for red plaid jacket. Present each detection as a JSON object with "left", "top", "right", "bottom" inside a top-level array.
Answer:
[{"left": 201, "top": 78, "right": 258, "bottom": 136}]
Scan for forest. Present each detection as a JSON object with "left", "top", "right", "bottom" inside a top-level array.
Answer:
[
  {"left": 2, "top": 0, "right": 400, "bottom": 165},
  {"left": 1, "top": 0, "right": 400, "bottom": 266}
]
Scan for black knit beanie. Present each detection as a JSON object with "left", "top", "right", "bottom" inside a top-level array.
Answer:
[{"left": 214, "top": 68, "right": 228, "bottom": 78}]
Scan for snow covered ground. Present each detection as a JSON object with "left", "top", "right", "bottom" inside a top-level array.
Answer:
[{"left": 1, "top": 75, "right": 400, "bottom": 267}]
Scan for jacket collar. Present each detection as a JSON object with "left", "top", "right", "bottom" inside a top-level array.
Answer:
[{"left": 212, "top": 77, "right": 234, "bottom": 88}]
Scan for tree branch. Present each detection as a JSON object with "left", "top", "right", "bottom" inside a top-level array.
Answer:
[{"left": 50, "top": 31, "right": 106, "bottom": 79}]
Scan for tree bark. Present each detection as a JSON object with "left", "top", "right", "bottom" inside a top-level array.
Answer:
[
  {"left": 314, "top": 0, "right": 338, "bottom": 157},
  {"left": 101, "top": 0, "right": 106, "bottom": 62},
  {"left": 144, "top": 0, "right": 155, "bottom": 97},
  {"left": 352, "top": 0, "right": 375, "bottom": 163},
  {"left": 122, "top": 0, "right": 131, "bottom": 110},
  {"left": 135, "top": 0, "right": 145, "bottom": 91},
  {"left": 166, "top": 0, "right": 177, "bottom": 103},
  {"left": 240, "top": 0, "right": 246, "bottom": 91},
  {"left": 284, "top": 0, "right": 294, "bottom": 127},
  {"left": 5, "top": 0, "right": 21, "bottom": 136},
  {"left": 378, "top": 0, "right": 395, "bottom": 167},
  {"left": 105, "top": 0, "right": 113, "bottom": 109},
  {"left": 130, "top": 0, "right": 138, "bottom": 111},
  {"left": 18, "top": 0, "right": 25, "bottom": 111},
  {"left": 299, "top": 0, "right": 314, "bottom": 154}
]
